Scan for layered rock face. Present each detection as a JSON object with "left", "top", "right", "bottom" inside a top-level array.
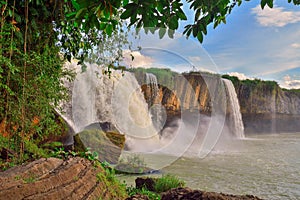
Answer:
[
  {"left": 236, "top": 83, "right": 300, "bottom": 133},
  {"left": 136, "top": 71, "right": 300, "bottom": 134},
  {"left": 140, "top": 72, "right": 225, "bottom": 118},
  {"left": 0, "top": 157, "right": 126, "bottom": 200}
]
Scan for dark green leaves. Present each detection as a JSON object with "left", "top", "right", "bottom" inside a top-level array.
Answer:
[
  {"left": 261, "top": 0, "right": 273, "bottom": 9},
  {"left": 123, "top": 0, "right": 129, "bottom": 6},
  {"left": 197, "top": 32, "right": 203, "bottom": 43},
  {"left": 120, "top": 8, "right": 133, "bottom": 19},
  {"left": 64, "top": 0, "right": 298, "bottom": 48},
  {"left": 105, "top": 24, "right": 113, "bottom": 35},
  {"left": 169, "top": 15, "right": 179, "bottom": 30}
]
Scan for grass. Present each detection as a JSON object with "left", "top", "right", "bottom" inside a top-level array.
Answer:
[
  {"left": 154, "top": 174, "right": 185, "bottom": 193},
  {"left": 124, "top": 174, "right": 185, "bottom": 200}
]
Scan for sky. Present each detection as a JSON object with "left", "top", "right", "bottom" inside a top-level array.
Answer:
[{"left": 122, "top": 1, "right": 300, "bottom": 89}]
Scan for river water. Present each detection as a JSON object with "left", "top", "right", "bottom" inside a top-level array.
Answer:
[{"left": 118, "top": 133, "right": 300, "bottom": 200}]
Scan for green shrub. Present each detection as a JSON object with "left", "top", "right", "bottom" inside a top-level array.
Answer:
[{"left": 154, "top": 174, "right": 185, "bottom": 193}]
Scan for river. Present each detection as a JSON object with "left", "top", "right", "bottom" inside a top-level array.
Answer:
[{"left": 118, "top": 133, "right": 300, "bottom": 200}]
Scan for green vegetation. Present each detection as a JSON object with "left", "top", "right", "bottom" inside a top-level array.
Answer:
[
  {"left": 222, "top": 74, "right": 279, "bottom": 91},
  {"left": 125, "top": 174, "right": 185, "bottom": 200},
  {"left": 0, "top": 0, "right": 72, "bottom": 165},
  {"left": 130, "top": 67, "right": 178, "bottom": 89},
  {"left": 126, "top": 186, "right": 161, "bottom": 200},
  {"left": 221, "top": 74, "right": 240, "bottom": 87},
  {"left": 23, "top": 173, "right": 37, "bottom": 183},
  {"left": 154, "top": 174, "right": 185, "bottom": 193},
  {"left": 66, "top": 0, "right": 298, "bottom": 45},
  {"left": 282, "top": 88, "right": 300, "bottom": 93},
  {"left": 96, "top": 166, "right": 127, "bottom": 198}
]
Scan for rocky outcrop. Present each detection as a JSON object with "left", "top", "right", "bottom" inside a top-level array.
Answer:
[
  {"left": 235, "top": 81, "right": 300, "bottom": 133},
  {"left": 138, "top": 72, "right": 227, "bottom": 131},
  {"left": 128, "top": 177, "right": 263, "bottom": 200},
  {"left": 161, "top": 187, "right": 263, "bottom": 200},
  {"left": 137, "top": 70, "right": 300, "bottom": 134},
  {"left": 74, "top": 126, "right": 125, "bottom": 164},
  {"left": 0, "top": 157, "right": 126, "bottom": 200}
]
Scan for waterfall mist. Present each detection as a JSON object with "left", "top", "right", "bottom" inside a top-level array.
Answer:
[{"left": 58, "top": 63, "right": 247, "bottom": 169}]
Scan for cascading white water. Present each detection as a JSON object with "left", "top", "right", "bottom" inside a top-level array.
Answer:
[
  {"left": 222, "top": 78, "right": 245, "bottom": 139},
  {"left": 59, "top": 62, "right": 163, "bottom": 152},
  {"left": 146, "top": 73, "right": 159, "bottom": 100},
  {"left": 72, "top": 64, "right": 98, "bottom": 132},
  {"left": 144, "top": 73, "right": 166, "bottom": 132}
]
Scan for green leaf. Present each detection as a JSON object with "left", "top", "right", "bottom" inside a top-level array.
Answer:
[
  {"left": 123, "top": 0, "right": 129, "bottom": 6},
  {"left": 261, "top": 0, "right": 268, "bottom": 9},
  {"left": 186, "top": 27, "right": 192, "bottom": 37},
  {"left": 66, "top": 12, "right": 76, "bottom": 18},
  {"left": 129, "top": 16, "right": 139, "bottom": 26},
  {"left": 75, "top": 8, "right": 87, "bottom": 19},
  {"left": 168, "top": 29, "right": 174, "bottom": 38},
  {"left": 177, "top": 9, "right": 187, "bottom": 20},
  {"left": 195, "top": 9, "right": 201, "bottom": 21},
  {"left": 197, "top": 32, "right": 203, "bottom": 43},
  {"left": 149, "top": 27, "right": 156, "bottom": 34},
  {"left": 158, "top": 28, "right": 166, "bottom": 39},
  {"left": 71, "top": 0, "right": 80, "bottom": 10},
  {"left": 266, "top": 0, "right": 273, "bottom": 8},
  {"left": 168, "top": 15, "right": 178, "bottom": 30},
  {"left": 105, "top": 24, "right": 113, "bottom": 35},
  {"left": 192, "top": 25, "right": 198, "bottom": 37},
  {"left": 8, "top": 9, "right": 12, "bottom": 17},
  {"left": 183, "top": 25, "right": 191, "bottom": 35},
  {"left": 157, "top": 1, "right": 164, "bottom": 13},
  {"left": 120, "top": 8, "right": 133, "bottom": 19}
]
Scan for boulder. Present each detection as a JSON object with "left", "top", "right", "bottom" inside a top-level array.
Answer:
[
  {"left": 74, "top": 128, "right": 125, "bottom": 164},
  {"left": 135, "top": 177, "right": 156, "bottom": 192}
]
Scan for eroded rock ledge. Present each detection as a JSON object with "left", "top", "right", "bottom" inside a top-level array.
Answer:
[{"left": 0, "top": 157, "right": 125, "bottom": 200}]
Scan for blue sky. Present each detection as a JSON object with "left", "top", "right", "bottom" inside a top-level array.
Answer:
[{"left": 123, "top": 1, "right": 300, "bottom": 89}]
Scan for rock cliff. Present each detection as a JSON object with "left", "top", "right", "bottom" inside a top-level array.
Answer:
[
  {"left": 232, "top": 78, "right": 300, "bottom": 133},
  {"left": 133, "top": 69, "right": 300, "bottom": 134}
]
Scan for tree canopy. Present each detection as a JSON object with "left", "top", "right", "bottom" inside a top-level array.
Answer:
[{"left": 63, "top": 0, "right": 300, "bottom": 60}]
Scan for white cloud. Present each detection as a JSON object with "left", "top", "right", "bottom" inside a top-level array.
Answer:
[
  {"left": 291, "top": 43, "right": 300, "bottom": 48},
  {"left": 122, "top": 50, "right": 154, "bottom": 68},
  {"left": 188, "top": 56, "right": 201, "bottom": 63},
  {"left": 280, "top": 75, "right": 300, "bottom": 89},
  {"left": 251, "top": 5, "right": 300, "bottom": 27},
  {"left": 226, "top": 72, "right": 254, "bottom": 80}
]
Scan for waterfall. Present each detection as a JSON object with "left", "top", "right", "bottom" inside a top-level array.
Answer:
[
  {"left": 222, "top": 79, "right": 245, "bottom": 139},
  {"left": 58, "top": 62, "right": 163, "bottom": 152},
  {"left": 145, "top": 73, "right": 166, "bottom": 133},
  {"left": 72, "top": 64, "right": 98, "bottom": 132},
  {"left": 146, "top": 73, "right": 159, "bottom": 101}
]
